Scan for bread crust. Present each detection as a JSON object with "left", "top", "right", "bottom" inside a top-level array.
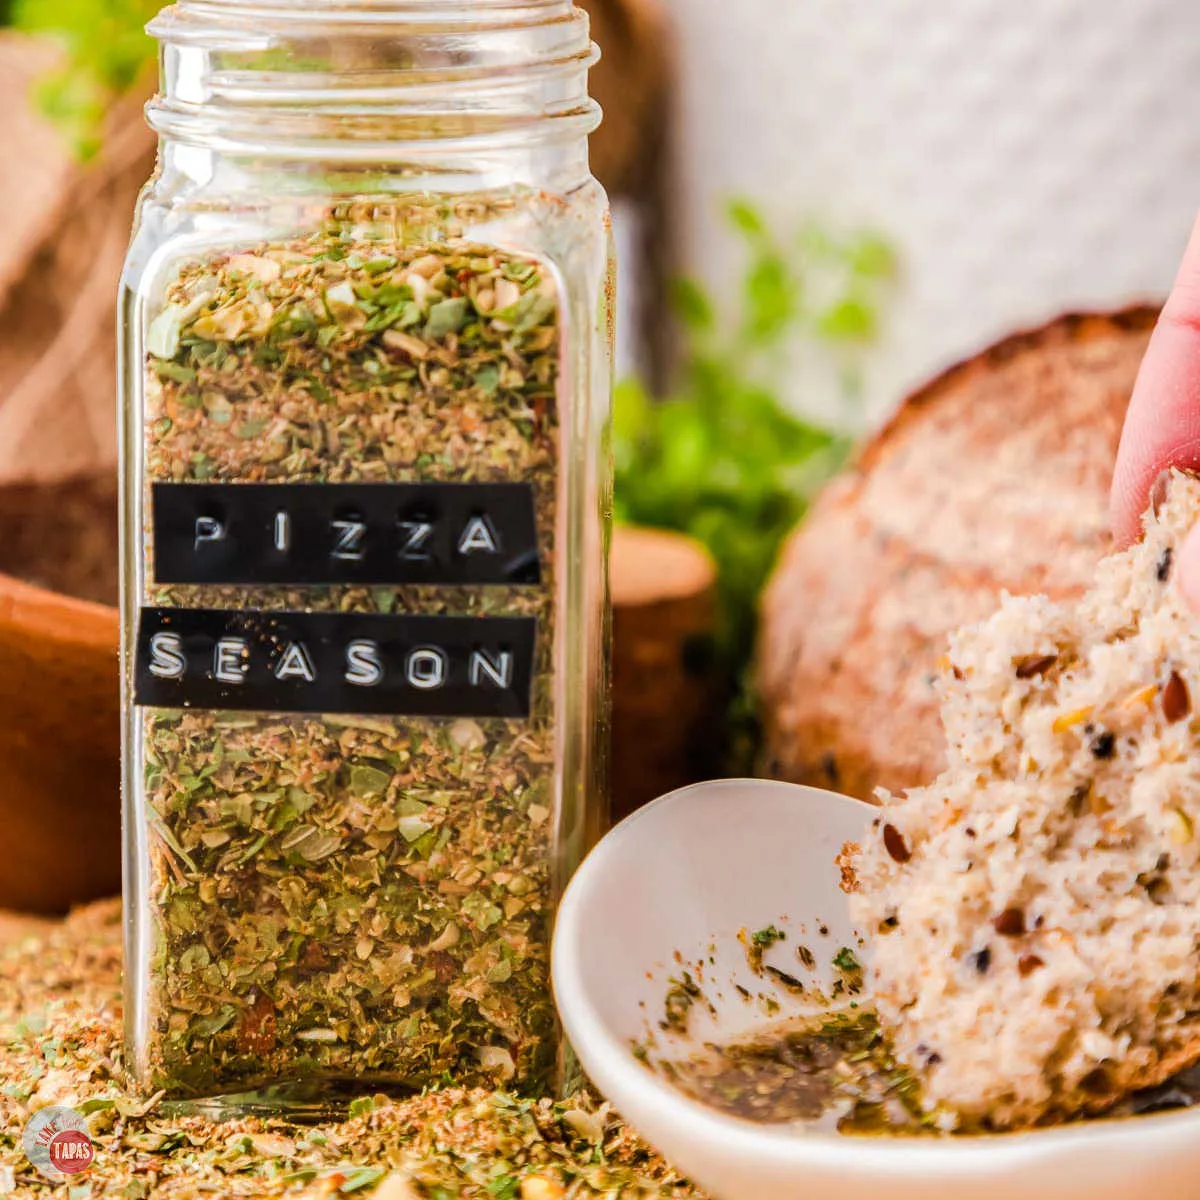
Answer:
[{"left": 759, "top": 307, "right": 1160, "bottom": 799}]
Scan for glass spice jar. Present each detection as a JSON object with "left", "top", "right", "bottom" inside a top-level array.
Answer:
[{"left": 118, "top": 0, "right": 612, "bottom": 1114}]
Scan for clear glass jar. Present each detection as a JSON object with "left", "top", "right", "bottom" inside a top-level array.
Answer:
[{"left": 118, "top": 0, "right": 612, "bottom": 1114}]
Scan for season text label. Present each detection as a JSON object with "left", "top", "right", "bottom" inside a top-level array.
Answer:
[{"left": 134, "top": 608, "right": 536, "bottom": 717}]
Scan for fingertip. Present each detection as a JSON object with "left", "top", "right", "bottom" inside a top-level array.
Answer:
[
  {"left": 1184, "top": 206, "right": 1200, "bottom": 258},
  {"left": 1109, "top": 472, "right": 1146, "bottom": 548},
  {"left": 1111, "top": 463, "right": 1173, "bottom": 550},
  {"left": 1109, "top": 210, "right": 1200, "bottom": 544}
]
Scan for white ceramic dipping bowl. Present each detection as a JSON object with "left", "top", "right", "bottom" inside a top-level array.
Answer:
[{"left": 552, "top": 778, "right": 1200, "bottom": 1200}]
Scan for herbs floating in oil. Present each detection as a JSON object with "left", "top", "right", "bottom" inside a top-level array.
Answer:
[{"left": 652, "top": 1009, "right": 935, "bottom": 1135}]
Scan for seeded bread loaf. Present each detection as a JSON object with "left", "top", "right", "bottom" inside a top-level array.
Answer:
[
  {"left": 759, "top": 308, "right": 1159, "bottom": 800},
  {"left": 849, "top": 472, "right": 1200, "bottom": 1129}
]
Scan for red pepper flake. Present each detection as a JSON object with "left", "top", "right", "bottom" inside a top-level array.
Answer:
[
  {"left": 992, "top": 908, "right": 1026, "bottom": 936},
  {"left": 237, "top": 990, "right": 277, "bottom": 1056},
  {"left": 1015, "top": 654, "right": 1058, "bottom": 679},
  {"left": 430, "top": 951, "right": 460, "bottom": 984},
  {"left": 300, "top": 941, "right": 331, "bottom": 972},
  {"left": 1018, "top": 954, "right": 1045, "bottom": 977},
  {"left": 1162, "top": 670, "right": 1191, "bottom": 723},
  {"left": 882, "top": 824, "right": 911, "bottom": 864}
]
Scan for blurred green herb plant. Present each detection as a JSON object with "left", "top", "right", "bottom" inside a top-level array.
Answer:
[
  {"left": 9, "top": 0, "right": 159, "bottom": 158},
  {"left": 614, "top": 199, "right": 897, "bottom": 667}
]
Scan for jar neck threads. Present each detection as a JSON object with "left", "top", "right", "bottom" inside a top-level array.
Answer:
[{"left": 146, "top": 0, "right": 600, "bottom": 171}]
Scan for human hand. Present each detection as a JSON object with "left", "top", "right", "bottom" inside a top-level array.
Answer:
[{"left": 1112, "top": 213, "right": 1200, "bottom": 609}]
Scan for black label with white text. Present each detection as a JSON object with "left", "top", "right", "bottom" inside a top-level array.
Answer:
[
  {"left": 134, "top": 608, "right": 537, "bottom": 717},
  {"left": 152, "top": 482, "right": 541, "bottom": 586}
]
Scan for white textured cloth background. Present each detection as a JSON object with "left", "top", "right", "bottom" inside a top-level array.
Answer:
[{"left": 660, "top": 0, "right": 1200, "bottom": 425}]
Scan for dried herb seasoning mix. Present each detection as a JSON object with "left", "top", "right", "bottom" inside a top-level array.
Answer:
[
  {"left": 120, "top": 2, "right": 611, "bottom": 1111},
  {"left": 0, "top": 905, "right": 701, "bottom": 1198}
]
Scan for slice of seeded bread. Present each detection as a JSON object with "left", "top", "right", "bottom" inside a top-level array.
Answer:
[
  {"left": 759, "top": 308, "right": 1158, "bottom": 803},
  {"left": 849, "top": 471, "right": 1200, "bottom": 1130}
]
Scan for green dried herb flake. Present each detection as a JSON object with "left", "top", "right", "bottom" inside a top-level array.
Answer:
[
  {"left": 424, "top": 296, "right": 469, "bottom": 338},
  {"left": 751, "top": 925, "right": 786, "bottom": 947},
  {"left": 833, "top": 947, "right": 861, "bottom": 973}
]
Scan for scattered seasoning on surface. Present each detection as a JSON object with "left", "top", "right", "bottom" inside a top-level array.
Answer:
[
  {"left": 969, "top": 947, "right": 992, "bottom": 975},
  {"left": 0, "top": 904, "right": 701, "bottom": 1198},
  {"left": 1157, "top": 547, "right": 1174, "bottom": 583},
  {"left": 1089, "top": 729, "right": 1116, "bottom": 760},
  {"left": 1018, "top": 954, "right": 1045, "bottom": 977},
  {"left": 135, "top": 213, "right": 568, "bottom": 1100}
]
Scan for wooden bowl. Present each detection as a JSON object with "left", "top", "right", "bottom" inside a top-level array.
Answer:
[
  {"left": 611, "top": 527, "right": 720, "bottom": 819},
  {"left": 0, "top": 572, "right": 120, "bottom": 913}
]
